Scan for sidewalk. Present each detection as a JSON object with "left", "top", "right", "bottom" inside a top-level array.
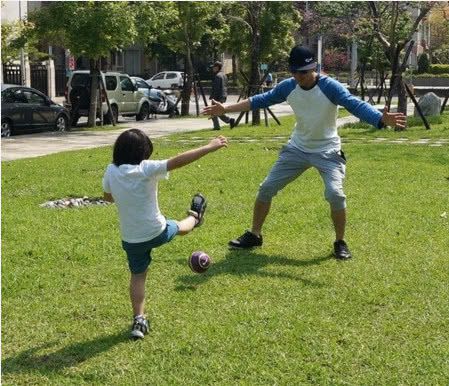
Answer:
[{"left": 1, "top": 96, "right": 295, "bottom": 161}]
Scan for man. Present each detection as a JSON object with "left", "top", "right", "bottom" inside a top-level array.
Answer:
[
  {"left": 203, "top": 46, "right": 406, "bottom": 259},
  {"left": 210, "top": 61, "right": 235, "bottom": 130}
]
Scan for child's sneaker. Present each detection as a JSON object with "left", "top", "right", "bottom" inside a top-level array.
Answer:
[
  {"left": 188, "top": 193, "right": 207, "bottom": 227},
  {"left": 130, "top": 315, "right": 149, "bottom": 339}
]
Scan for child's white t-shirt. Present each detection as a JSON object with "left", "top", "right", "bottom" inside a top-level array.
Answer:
[{"left": 102, "top": 159, "right": 169, "bottom": 243}]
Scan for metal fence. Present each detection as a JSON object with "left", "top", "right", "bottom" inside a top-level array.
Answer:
[
  {"left": 55, "top": 65, "right": 67, "bottom": 96},
  {"left": 3, "top": 64, "right": 22, "bottom": 85},
  {"left": 30, "top": 63, "right": 48, "bottom": 95}
]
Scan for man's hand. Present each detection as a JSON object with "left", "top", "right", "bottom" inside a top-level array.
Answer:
[
  {"left": 382, "top": 106, "right": 407, "bottom": 129},
  {"left": 207, "top": 135, "right": 228, "bottom": 151},
  {"left": 202, "top": 99, "right": 225, "bottom": 117}
]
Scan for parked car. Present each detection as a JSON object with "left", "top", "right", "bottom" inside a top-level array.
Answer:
[
  {"left": 131, "top": 77, "right": 180, "bottom": 118},
  {"left": 1, "top": 84, "right": 70, "bottom": 137},
  {"left": 64, "top": 71, "right": 151, "bottom": 126},
  {"left": 146, "top": 71, "right": 184, "bottom": 89}
]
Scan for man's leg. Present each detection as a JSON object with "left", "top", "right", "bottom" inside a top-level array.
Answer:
[
  {"left": 251, "top": 199, "right": 271, "bottom": 236},
  {"left": 212, "top": 116, "right": 220, "bottom": 130},
  {"left": 331, "top": 208, "right": 346, "bottom": 241},
  {"left": 229, "top": 144, "right": 309, "bottom": 249},
  {"left": 316, "top": 151, "right": 352, "bottom": 259}
]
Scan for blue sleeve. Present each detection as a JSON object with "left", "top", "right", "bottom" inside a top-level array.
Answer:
[
  {"left": 318, "top": 77, "right": 384, "bottom": 129},
  {"left": 250, "top": 78, "right": 296, "bottom": 109}
]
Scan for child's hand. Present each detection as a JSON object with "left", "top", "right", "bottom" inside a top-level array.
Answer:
[{"left": 208, "top": 136, "right": 228, "bottom": 151}]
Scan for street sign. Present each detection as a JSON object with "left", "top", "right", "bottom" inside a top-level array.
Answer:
[{"left": 260, "top": 63, "right": 268, "bottom": 71}]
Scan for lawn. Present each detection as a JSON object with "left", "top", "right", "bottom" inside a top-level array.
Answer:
[{"left": 2, "top": 113, "right": 449, "bottom": 385}]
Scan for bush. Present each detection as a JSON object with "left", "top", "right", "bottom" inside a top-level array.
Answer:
[
  {"left": 412, "top": 73, "right": 449, "bottom": 78},
  {"left": 417, "top": 53, "right": 430, "bottom": 73},
  {"left": 429, "top": 64, "right": 449, "bottom": 75},
  {"left": 323, "top": 48, "right": 349, "bottom": 72}
]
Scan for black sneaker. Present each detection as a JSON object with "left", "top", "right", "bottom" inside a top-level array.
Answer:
[
  {"left": 188, "top": 193, "right": 207, "bottom": 227},
  {"left": 229, "top": 118, "right": 236, "bottom": 129},
  {"left": 130, "top": 315, "right": 149, "bottom": 339},
  {"left": 334, "top": 240, "right": 352, "bottom": 260},
  {"left": 228, "top": 230, "right": 263, "bottom": 249}
]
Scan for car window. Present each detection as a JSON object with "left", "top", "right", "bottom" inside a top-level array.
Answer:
[
  {"left": 120, "top": 76, "right": 135, "bottom": 92},
  {"left": 23, "top": 90, "right": 46, "bottom": 105},
  {"left": 1, "top": 89, "right": 16, "bottom": 103},
  {"left": 105, "top": 76, "right": 117, "bottom": 91},
  {"left": 71, "top": 73, "right": 90, "bottom": 88},
  {"left": 166, "top": 73, "right": 178, "bottom": 79},
  {"left": 152, "top": 73, "right": 165, "bottom": 80},
  {"left": 136, "top": 80, "right": 150, "bottom": 89},
  {"left": 12, "top": 89, "right": 30, "bottom": 104}
]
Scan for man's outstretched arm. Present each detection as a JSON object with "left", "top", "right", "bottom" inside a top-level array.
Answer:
[{"left": 203, "top": 99, "right": 251, "bottom": 116}]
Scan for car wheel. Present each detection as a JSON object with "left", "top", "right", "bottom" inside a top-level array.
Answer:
[
  {"left": 1, "top": 119, "right": 12, "bottom": 137},
  {"left": 55, "top": 114, "right": 68, "bottom": 132},
  {"left": 104, "top": 105, "right": 119, "bottom": 124},
  {"left": 136, "top": 103, "right": 150, "bottom": 121}
]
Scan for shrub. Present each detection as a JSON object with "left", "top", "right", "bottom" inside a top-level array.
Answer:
[
  {"left": 323, "top": 48, "right": 349, "bottom": 72},
  {"left": 412, "top": 73, "right": 449, "bottom": 78},
  {"left": 429, "top": 64, "right": 449, "bottom": 75}
]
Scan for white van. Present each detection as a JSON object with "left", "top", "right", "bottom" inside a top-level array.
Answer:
[{"left": 65, "top": 71, "right": 151, "bottom": 126}]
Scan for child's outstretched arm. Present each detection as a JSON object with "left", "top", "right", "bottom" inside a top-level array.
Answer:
[{"left": 167, "top": 136, "right": 228, "bottom": 171}]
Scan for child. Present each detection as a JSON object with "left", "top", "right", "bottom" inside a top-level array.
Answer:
[{"left": 102, "top": 129, "right": 228, "bottom": 339}]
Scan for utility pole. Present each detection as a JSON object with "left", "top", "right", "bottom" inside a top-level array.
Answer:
[
  {"left": 19, "top": 0, "right": 26, "bottom": 86},
  {"left": 317, "top": 34, "right": 323, "bottom": 73}
]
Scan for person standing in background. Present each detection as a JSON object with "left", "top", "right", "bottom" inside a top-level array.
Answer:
[{"left": 210, "top": 61, "right": 235, "bottom": 130}]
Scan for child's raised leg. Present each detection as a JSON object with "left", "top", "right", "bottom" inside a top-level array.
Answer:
[
  {"left": 176, "top": 215, "right": 198, "bottom": 235},
  {"left": 176, "top": 193, "right": 208, "bottom": 235}
]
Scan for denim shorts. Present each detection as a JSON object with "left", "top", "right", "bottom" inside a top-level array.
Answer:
[
  {"left": 122, "top": 220, "right": 179, "bottom": 274},
  {"left": 257, "top": 143, "right": 347, "bottom": 210}
]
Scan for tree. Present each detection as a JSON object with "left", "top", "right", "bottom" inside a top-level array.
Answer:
[
  {"left": 368, "top": 1, "right": 434, "bottom": 118},
  {"left": 29, "top": 2, "right": 137, "bottom": 127},
  {"left": 223, "top": 2, "right": 300, "bottom": 124},
  {"left": 429, "top": 3, "right": 449, "bottom": 64},
  {"left": 135, "top": 2, "right": 224, "bottom": 116},
  {"left": 1, "top": 19, "right": 47, "bottom": 64}
]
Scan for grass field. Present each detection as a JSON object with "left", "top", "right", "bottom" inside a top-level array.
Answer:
[{"left": 2, "top": 113, "right": 449, "bottom": 385}]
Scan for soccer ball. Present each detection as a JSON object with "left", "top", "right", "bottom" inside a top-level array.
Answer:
[{"left": 188, "top": 251, "right": 211, "bottom": 273}]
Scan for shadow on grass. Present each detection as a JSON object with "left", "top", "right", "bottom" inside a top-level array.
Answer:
[
  {"left": 175, "top": 250, "right": 333, "bottom": 291},
  {"left": 2, "top": 329, "right": 129, "bottom": 376}
]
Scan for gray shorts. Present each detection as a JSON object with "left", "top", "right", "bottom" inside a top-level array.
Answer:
[{"left": 257, "top": 143, "right": 347, "bottom": 210}]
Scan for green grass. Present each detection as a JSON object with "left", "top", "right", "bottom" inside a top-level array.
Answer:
[{"left": 2, "top": 114, "right": 449, "bottom": 385}]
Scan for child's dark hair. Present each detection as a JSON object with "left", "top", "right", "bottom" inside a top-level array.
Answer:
[{"left": 113, "top": 129, "right": 153, "bottom": 166}]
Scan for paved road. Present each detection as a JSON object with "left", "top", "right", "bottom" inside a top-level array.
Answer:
[{"left": 1, "top": 95, "right": 301, "bottom": 161}]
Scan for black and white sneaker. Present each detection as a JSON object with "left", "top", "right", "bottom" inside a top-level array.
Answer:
[
  {"left": 228, "top": 230, "right": 263, "bottom": 249},
  {"left": 130, "top": 315, "right": 149, "bottom": 339},
  {"left": 334, "top": 240, "right": 352, "bottom": 260},
  {"left": 188, "top": 193, "right": 207, "bottom": 227}
]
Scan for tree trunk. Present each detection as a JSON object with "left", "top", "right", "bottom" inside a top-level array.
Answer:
[
  {"left": 248, "top": 4, "right": 262, "bottom": 125},
  {"left": 232, "top": 54, "right": 237, "bottom": 85},
  {"left": 360, "top": 62, "right": 366, "bottom": 100},
  {"left": 87, "top": 59, "right": 99, "bottom": 128},
  {"left": 181, "top": 51, "right": 193, "bottom": 116}
]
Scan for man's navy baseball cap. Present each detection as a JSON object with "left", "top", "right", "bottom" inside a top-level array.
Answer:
[{"left": 289, "top": 46, "right": 317, "bottom": 72}]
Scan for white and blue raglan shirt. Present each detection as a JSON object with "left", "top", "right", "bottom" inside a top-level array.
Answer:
[{"left": 250, "top": 75, "right": 383, "bottom": 153}]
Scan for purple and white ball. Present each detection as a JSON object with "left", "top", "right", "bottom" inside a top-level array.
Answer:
[{"left": 188, "top": 251, "right": 211, "bottom": 273}]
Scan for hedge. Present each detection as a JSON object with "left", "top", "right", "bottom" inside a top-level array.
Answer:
[{"left": 429, "top": 64, "right": 449, "bottom": 75}]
